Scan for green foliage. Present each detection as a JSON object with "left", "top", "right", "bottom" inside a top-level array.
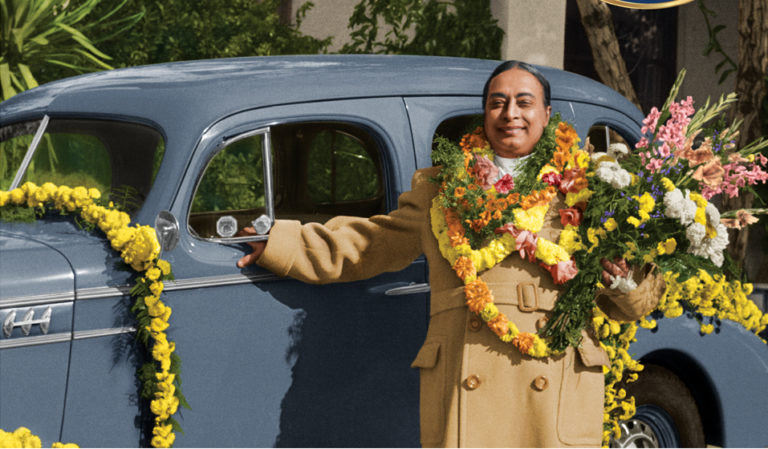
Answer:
[
  {"left": 342, "top": 0, "right": 503, "bottom": 59},
  {"left": 0, "top": 0, "right": 142, "bottom": 98},
  {"left": 306, "top": 130, "right": 379, "bottom": 203},
  {"left": 191, "top": 137, "right": 266, "bottom": 213},
  {"left": 696, "top": 0, "right": 737, "bottom": 85},
  {"left": 77, "top": 0, "right": 330, "bottom": 68}
]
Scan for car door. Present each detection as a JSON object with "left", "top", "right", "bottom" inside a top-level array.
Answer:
[
  {"left": 160, "top": 97, "right": 428, "bottom": 447},
  {"left": 0, "top": 232, "right": 74, "bottom": 446},
  {"left": 0, "top": 119, "right": 76, "bottom": 446}
]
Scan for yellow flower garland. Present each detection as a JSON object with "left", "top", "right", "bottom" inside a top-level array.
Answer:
[{"left": 0, "top": 182, "right": 183, "bottom": 448}]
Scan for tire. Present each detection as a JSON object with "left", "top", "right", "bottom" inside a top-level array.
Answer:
[{"left": 612, "top": 364, "right": 705, "bottom": 448}]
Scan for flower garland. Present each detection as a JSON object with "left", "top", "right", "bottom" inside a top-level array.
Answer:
[
  {"left": 0, "top": 182, "right": 187, "bottom": 448},
  {"left": 431, "top": 119, "right": 591, "bottom": 357},
  {"left": 0, "top": 427, "right": 77, "bottom": 448}
]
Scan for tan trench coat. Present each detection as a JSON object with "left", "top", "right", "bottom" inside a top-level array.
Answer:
[{"left": 257, "top": 167, "right": 664, "bottom": 447}]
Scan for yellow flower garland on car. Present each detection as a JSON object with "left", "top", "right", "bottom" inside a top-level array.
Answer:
[{"left": 0, "top": 182, "right": 185, "bottom": 448}]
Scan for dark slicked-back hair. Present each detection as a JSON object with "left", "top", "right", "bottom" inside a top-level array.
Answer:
[{"left": 482, "top": 60, "right": 551, "bottom": 109}]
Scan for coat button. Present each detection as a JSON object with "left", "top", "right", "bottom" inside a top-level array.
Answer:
[
  {"left": 536, "top": 317, "right": 548, "bottom": 330},
  {"left": 533, "top": 375, "right": 549, "bottom": 391},
  {"left": 469, "top": 317, "right": 483, "bottom": 332},
  {"left": 465, "top": 374, "right": 481, "bottom": 390}
]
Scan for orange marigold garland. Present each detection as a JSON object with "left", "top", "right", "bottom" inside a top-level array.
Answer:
[{"left": 430, "top": 117, "right": 590, "bottom": 358}]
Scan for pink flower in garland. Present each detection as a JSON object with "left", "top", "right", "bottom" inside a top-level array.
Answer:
[
  {"left": 494, "top": 174, "right": 515, "bottom": 194},
  {"left": 541, "top": 171, "right": 562, "bottom": 187},
  {"left": 474, "top": 155, "right": 499, "bottom": 190},
  {"left": 515, "top": 230, "right": 538, "bottom": 262},
  {"left": 559, "top": 207, "right": 583, "bottom": 226},
  {"left": 541, "top": 259, "right": 579, "bottom": 285}
]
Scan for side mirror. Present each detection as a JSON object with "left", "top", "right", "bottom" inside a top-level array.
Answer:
[{"left": 155, "top": 210, "right": 180, "bottom": 252}]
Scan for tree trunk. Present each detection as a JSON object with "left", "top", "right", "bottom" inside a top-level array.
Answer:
[
  {"left": 278, "top": 0, "right": 293, "bottom": 25},
  {"left": 724, "top": 0, "right": 768, "bottom": 275},
  {"left": 574, "top": 0, "right": 642, "bottom": 111}
]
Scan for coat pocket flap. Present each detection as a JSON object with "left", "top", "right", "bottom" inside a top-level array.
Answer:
[
  {"left": 410, "top": 341, "right": 441, "bottom": 369},
  {"left": 577, "top": 331, "right": 610, "bottom": 368}
]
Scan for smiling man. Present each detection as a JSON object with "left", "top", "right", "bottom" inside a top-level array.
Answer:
[{"left": 238, "top": 60, "right": 663, "bottom": 447}]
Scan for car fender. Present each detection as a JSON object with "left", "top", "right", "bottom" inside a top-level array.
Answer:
[{"left": 629, "top": 313, "right": 768, "bottom": 447}]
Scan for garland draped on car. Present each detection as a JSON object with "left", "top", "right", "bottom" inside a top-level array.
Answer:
[
  {"left": 430, "top": 70, "right": 768, "bottom": 446},
  {"left": 0, "top": 183, "right": 187, "bottom": 448}
]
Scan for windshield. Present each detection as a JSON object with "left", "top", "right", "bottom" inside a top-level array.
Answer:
[{"left": 0, "top": 118, "right": 165, "bottom": 214}]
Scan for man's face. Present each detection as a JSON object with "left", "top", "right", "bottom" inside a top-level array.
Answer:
[{"left": 483, "top": 68, "right": 552, "bottom": 158}]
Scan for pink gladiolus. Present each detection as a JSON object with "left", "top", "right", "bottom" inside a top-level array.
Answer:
[
  {"left": 692, "top": 159, "right": 725, "bottom": 187},
  {"left": 515, "top": 230, "right": 538, "bottom": 263},
  {"left": 473, "top": 155, "right": 499, "bottom": 190},
  {"left": 721, "top": 209, "right": 759, "bottom": 230},
  {"left": 542, "top": 259, "right": 579, "bottom": 285},
  {"left": 641, "top": 107, "right": 661, "bottom": 135},
  {"left": 494, "top": 174, "right": 515, "bottom": 194}
]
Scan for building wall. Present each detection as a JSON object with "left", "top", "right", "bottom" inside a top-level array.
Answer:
[
  {"left": 491, "top": 0, "right": 567, "bottom": 68},
  {"left": 292, "top": 0, "right": 567, "bottom": 68},
  {"left": 676, "top": 1, "right": 738, "bottom": 102}
]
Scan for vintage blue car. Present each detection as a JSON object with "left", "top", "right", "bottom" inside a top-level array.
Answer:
[{"left": 1, "top": 55, "right": 766, "bottom": 447}]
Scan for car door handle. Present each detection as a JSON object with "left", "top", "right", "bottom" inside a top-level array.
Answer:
[{"left": 380, "top": 282, "right": 430, "bottom": 296}]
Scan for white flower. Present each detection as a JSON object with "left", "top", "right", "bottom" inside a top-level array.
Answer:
[
  {"left": 591, "top": 152, "right": 614, "bottom": 164},
  {"left": 609, "top": 272, "right": 637, "bottom": 293},
  {"left": 687, "top": 222, "right": 729, "bottom": 267},
  {"left": 705, "top": 202, "right": 720, "bottom": 224},
  {"left": 595, "top": 160, "right": 631, "bottom": 188},
  {"left": 608, "top": 143, "right": 630, "bottom": 159},
  {"left": 686, "top": 222, "right": 706, "bottom": 248},
  {"left": 664, "top": 189, "right": 697, "bottom": 225}
]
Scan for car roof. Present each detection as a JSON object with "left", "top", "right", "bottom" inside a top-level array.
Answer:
[{"left": 0, "top": 55, "right": 641, "bottom": 132}]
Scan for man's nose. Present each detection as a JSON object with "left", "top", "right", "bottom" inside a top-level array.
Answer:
[{"left": 503, "top": 103, "right": 520, "bottom": 120}]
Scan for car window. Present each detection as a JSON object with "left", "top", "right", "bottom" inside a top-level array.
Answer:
[
  {"left": 0, "top": 118, "right": 165, "bottom": 213},
  {"left": 587, "top": 124, "right": 634, "bottom": 153},
  {"left": 189, "top": 122, "right": 386, "bottom": 240},
  {"left": 433, "top": 114, "right": 483, "bottom": 149}
]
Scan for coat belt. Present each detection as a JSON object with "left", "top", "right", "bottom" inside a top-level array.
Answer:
[{"left": 430, "top": 283, "right": 557, "bottom": 317}]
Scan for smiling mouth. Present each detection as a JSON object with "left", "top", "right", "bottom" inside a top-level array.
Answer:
[{"left": 500, "top": 126, "right": 525, "bottom": 135}]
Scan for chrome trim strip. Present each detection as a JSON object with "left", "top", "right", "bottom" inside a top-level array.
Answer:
[
  {"left": 0, "top": 326, "right": 137, "bottom": 349},
  {"left": 73, "top": 326, "right": 136, "bottom": 340},
  {"left": 1, "top": 273, "right": 280, "bottom": 307},
  {"left": 162, "top": 272, "right": 279, "bottom": 291},
  {"left": 10, "top": 115, "right": 50, "bottom": 190},
  {"left": 385, "top": 283, "right": 431, "bottom": 296},
  {"left": 0, "top": 332, "right": 70, "bottom": 349},
  {"left": 76, "top": 285, "right": 133, "bottom": 300},
  {"left": 0, "top": 291, "right": 74, "bottom": 308}
]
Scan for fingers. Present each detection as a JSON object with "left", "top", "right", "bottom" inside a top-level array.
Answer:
[
  {"left": 236, "top": 226, "right": 257, "bottom": 237},
  {"left": 601, "top": 257, "right": 631, "bottom": 285},
  {"left": 615, "top": 257, "right": 629, "bottom": 274},
  {"left": 602, "top": 269, "right": 613, "bottom": 286},
  {"left": 243, "top": 241, "right": 267, "bottom": 267},
  {"left": 237, "top": 250, "right": 261, "bottom": 268}
]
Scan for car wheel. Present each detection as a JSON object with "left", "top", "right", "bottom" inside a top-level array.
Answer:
[{"left": 611, "top": 364, "right": 705, "bottom": 448}]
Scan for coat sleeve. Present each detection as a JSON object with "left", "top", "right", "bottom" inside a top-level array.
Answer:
[
  {"left": 595, "top": 264, "right": 665, "bottom": 322},
  {"left": 256, "top": 167, "right": 438, "bottom": 284}
]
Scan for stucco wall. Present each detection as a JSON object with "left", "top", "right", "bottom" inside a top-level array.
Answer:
[
  {"left": 676, "top": 1, "right": 738, "bottom": 102},
  {"left": 292, "top": 0, "right": 567, "bottom": 68},
  {"left": 491, "top": 0, "right": 567, "bottom": 68}
]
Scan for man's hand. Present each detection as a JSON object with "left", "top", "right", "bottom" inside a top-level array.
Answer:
[
  {"left": 236, "top": 226, "right": 267, "bottom": 268},
  {"left": 601, "top": 257, "right": 630, "bottom": 285}
]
